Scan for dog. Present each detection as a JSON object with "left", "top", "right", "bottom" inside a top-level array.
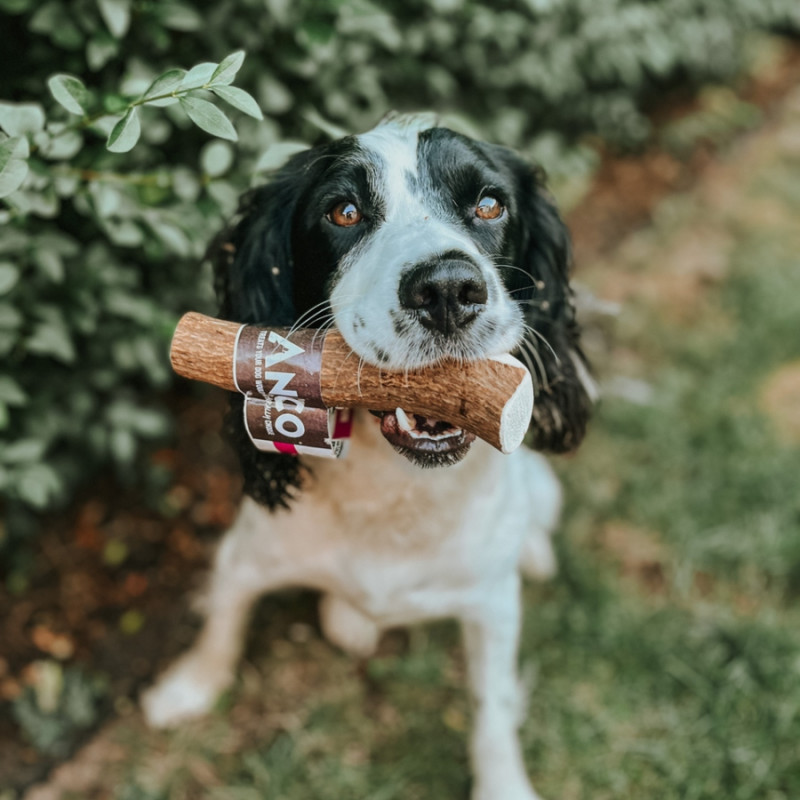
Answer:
[{"left": 142, "top": 112, "right": 595, "bottom": 800}]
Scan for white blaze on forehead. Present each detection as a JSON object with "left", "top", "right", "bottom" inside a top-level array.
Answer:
[
  {"left": 353, "top": 116, "right": 482, "bottom": 262},
  {"left": 356, "top": 119, "right": 422, "bottom": 219},
  {"left": 329, "top": 114, "right": 525, "bottom": 369}
]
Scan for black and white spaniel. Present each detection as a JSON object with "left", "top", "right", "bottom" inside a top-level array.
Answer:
[{"left": 142, "top": 113, "right": 595, "bottom": 800}]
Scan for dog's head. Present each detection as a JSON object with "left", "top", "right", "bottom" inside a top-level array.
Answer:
[{"left": 215, "top": 114, "right": 594, "bottom": 501}]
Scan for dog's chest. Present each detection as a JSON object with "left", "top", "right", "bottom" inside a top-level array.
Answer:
[{"left": 257, "top": 413, "right": 528, "bottom": 624}]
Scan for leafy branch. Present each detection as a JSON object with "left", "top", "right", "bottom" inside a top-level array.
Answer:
[{"left": 0, "top": 50, "right": 263, "bottom": 199}]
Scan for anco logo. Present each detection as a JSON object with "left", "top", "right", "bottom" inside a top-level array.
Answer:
[{"left": 256, "top": 330, "right": 311, "bottom": 440}]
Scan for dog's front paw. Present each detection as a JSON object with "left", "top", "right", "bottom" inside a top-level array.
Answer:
[
  {"left": 519, "top": 526, "right": 557, "bottom": 581},
  {"left": 141, "top": 655, "right": 232, "bottom": 728}
]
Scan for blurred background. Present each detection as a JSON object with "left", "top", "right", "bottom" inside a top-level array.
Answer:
[{"left": 1, "top": 1, "right": 800, "bottom": 798}]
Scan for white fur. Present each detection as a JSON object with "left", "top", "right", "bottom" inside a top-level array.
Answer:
[
  {"left": 142, "top": 410, "right": 561, "bottom": 800},
  {"left": 330, "top": 119, "right": 524, "bottom": 369}
]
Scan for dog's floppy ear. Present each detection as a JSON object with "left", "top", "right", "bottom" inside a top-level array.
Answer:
[
  {"left": 500, "top": 154, "right": 596, "bottom": 453},
  {"left": 213, "top": 150, "right": 319, "bottom": 326},
  {"left": 210, "top": 151, "right": 316, "bottom": 509}
]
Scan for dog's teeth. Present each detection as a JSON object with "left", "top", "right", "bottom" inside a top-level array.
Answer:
[
  {"left": 395, "top": 407, "right": 463, "bottom": 441},
  {"left": 396, "top": 407, "right": 414, "bottom": 432}
]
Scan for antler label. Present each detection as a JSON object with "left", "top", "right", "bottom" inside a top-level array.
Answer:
[{"left": 233, "top": 326, "right": 350, "bottom": 458}]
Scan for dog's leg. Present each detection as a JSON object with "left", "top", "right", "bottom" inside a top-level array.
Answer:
[
  {"left": 461, "top": 574, "right": 541, "bottom": 800},
  {"left": 518, "top": 525, "right": 557, "bottom": 580},
  {"left": 142, "top": 510, "right": 284, "bottom": 728},
  {"left": 319, "top": 593, "right": 380, "bottom": 657},
  {"left": 518, "top": 453, "right": 561, "bottom": 581}
]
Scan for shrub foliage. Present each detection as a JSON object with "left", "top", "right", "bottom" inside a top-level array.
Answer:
[{"left": 1, "top": 0, "right": 798, "bottom": 545}]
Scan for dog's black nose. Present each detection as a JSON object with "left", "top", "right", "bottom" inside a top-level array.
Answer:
[{"left": 399, "top": 258, "right": 488, "bottom": 335}]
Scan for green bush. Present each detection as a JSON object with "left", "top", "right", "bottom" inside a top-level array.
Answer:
[{"left": 1, "top": 0, "right": 798, "bottom": 551}]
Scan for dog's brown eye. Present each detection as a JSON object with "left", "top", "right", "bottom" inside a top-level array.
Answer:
[
  {"left": 475, "top": 196, "right": 504, "bottom": 220},
  {"left": 328, "top": 201, "right": 363, "bottom": 227}
]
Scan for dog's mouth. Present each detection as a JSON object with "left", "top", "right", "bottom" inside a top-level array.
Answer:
[{"left": 370, "top": 408, "right": 476, "bottom": 467}]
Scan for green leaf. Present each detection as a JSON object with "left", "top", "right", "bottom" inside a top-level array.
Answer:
[
  {"left": 200, "top": 140, "right": 234, "bottom": 177},
  {"left": 17, "top": 463, "right": 62, "bottom": 508},
  {"left": 179, "top": 62, "right": 218, "bottom": 91},
  {"left": 0, "top": 102, "right": 45, "bottom": 136},
  {"left": 89, "top": 182, "right": 125, "bottom": 218},
  {"left": 109, "top": 428, "right": 136, "bottom": 463},
  {"left": 0, "top": 375, "right": 27, "bottom": 406},
  {"left": 211, "top": 85, "right": 264, "bottom": 120},
  {"left": 106, "top": 108, "right": 141, "bottom": 153},
  {"left": 179, "top": 96, "right": 238, "bottom": 141},
  {"left": 142, "top": 69, "right": 186, "bottom": 106},
  {"left": 86, "top": 32, "right": 118, "bottom": 71},
  {"left": 0, "top": 302, "right": 23, "bottom": 329},
  {"left": 210, "top": 51, "right": 245, "bottom": 86},
  {"left": 0, "top": 0, "right": 34, "bottom": 12},
  {"left": 26, "top": 319, "right": 75, "bottom": 363},
  {"left": 2, "top": 438, "right": 47, "bottom": 464},
  {"left": 0, "top": 137, "right": 29, "bottom": 198},
  {"left": 0, "top": 135, "right": 30, "bottom": 161},
  {"left": 254, "top": 141, "right": 308, "bottom": 173},
  {"left": 47, "top": 74, "right": 91, "bottom": 115},
  {"left": 102, "top": 218, "right": 143, "bottom": 247},
  {"left": 206, "top": 180, "right": 238, "bottom": 214},
  {"left": 37, "top": 127, "right": 83, "bottom": 160},
  {"left": 303, "top": 108, "right": 349, "bottom": 140},
  {"left": 171, "top": 167, "right": 200, "bottom": 201},
  {"left": 159, "top": 2, "right": 202, "bottom": 31},
  {"left": 13, "top": 184, "right": 60, "bottom": 218},
  {"left": 0, "top": 261, "right": 20, "bottom": 294},
  {"left": 32, "top": 249, "right": 65, "bottom": 282},
  {"left": 97, "top": 0, "right": 130, "bottom": 38},
  {"left": 145, "top": 215, "right": 192, "bottom": 256}
]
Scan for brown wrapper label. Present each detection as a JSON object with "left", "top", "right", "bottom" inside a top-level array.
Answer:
[
  {"left": 243, "top": 399, "right": 351, "bottom": 459},
  {"left": 234, "top": 326, "right": 350, "bottom": 459},
  {"left": 234, "top": 326, "right": 325, "bottom": 407}
]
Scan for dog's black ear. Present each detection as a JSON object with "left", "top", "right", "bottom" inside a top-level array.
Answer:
[
  {"left": 213, "top": 151, "right": 319, "bottom": 326},
  {"left": 209, "top": 151, "right": 316, "bottom": 509},
  {"left": 501, "top": 156, "right": 596, "bottom": 453}
]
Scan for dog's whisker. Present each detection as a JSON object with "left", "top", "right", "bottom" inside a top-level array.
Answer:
[
  {"left": 292, "top": 310, "right": 334, "bottom": 335},
  {"left": 490, "top": 261, "right": 541, "bottom": 282},
  {"left": 289, "top": 292, "right": 363, "bottom": 335},
  {"left": 310, "top": 315, "right": 338, "bottom": 349},
  {"left": 523, "top": 323, "right": 560, "bottom": 366},
  {"left": 356, "top": 355, "right": 366, "bottom": 397},
  {"left": 516, "top": 345, "right": 538, "bottom": 386},
  {"left": 515, "top": 335, "right": 547, "bottom": 391},
  {"left": 520, "top": 336, "right": 550, "bottom": 391},
  {"left": 508, "top": 283, "right": 538, "bottom": 297},
  {"left": 287, "top": 301, "right": 335, "bottom": 336}
]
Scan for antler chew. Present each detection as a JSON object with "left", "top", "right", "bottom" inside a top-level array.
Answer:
[{"left": 170, "top": 312, "right": 533, "bottom": 454}]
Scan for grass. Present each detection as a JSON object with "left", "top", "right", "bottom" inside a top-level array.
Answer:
[{"left": 37, "top": 90, "right": 800, "bottom": 800}]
